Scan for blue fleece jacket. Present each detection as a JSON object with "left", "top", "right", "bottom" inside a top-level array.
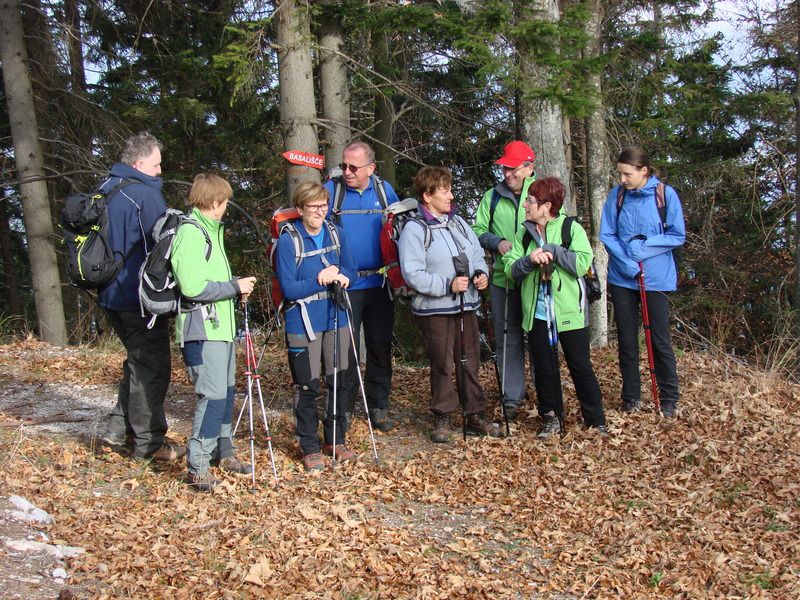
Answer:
[
  {"left": 323, "top": 176, "right": 399, "bottom": 291},
  {"left": 97, "top": 163, "right": 167, "bottom": 311},
  {"left": 600, "top": 176, "right": 685, "bottom": 292},
  {"left": 275, "top": 220, "right": 356, "bottom": 336}
]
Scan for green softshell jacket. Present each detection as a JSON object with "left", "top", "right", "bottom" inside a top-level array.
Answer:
[
  {"left": 471, "top": 177, "right": 534, "bottom": 289},
  {"left": 171, "top": 207, "right": 240, "bottom": 345},
  {"left": 502, "top": 213, "right": 594, "bottom": 333}
]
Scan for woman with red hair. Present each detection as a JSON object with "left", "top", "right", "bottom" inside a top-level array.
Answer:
[{"left": 503, "top": 177, "right": 608, "bottom": 437}]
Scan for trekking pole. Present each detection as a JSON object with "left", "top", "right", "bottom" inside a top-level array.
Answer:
[
  {"left": 331, "top": 285, "right": 340, "bottom": 466},
  {"left": 500, "top": 279, "right": 511, "bottom": 435},
  {"left": 453, "top": 254, "right": 470, "bottom": 442},
  {"left": 480, "top": 287, "right": 509, "bottom": 435},
  {"left": 340, "top": 285, "right": 380, "bottom": 463},
  {"left": 542, "top": 265, "right": 564, "bottom": 436},
  {"left": 236, "top": 301, "right": 279, "bottom": 490},
  {"left": 637, "top": 262, "right": 660, "bottom": 413}
]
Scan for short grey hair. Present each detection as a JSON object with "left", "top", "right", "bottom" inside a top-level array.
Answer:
[
  {"left": 343, "top": 141, "right": 375, "bottom": 164},
  {"left": 120, "top": 132, "right": 163, "bottom": 165}
]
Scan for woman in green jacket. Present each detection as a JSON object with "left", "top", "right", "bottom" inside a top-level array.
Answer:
[
  {"left": 503, "top": 177, "right": 607, "bottom": 438},
  {"left": 172, "top": 173, "right": 256, "bottom": 492}
]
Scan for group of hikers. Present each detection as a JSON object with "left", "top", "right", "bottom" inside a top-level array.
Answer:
[{"left": 96, "top": 132, "right": 684, "bottom": 492}]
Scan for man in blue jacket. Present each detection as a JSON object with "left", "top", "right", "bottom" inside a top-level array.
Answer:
[
  {"left": 98, "top": 132, "right": 184, "bottom": 462},
  {"left": 325, "top": 141, "right": 400, "bottom": 432}
]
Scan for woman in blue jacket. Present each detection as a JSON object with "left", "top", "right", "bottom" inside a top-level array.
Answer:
[
  {"left": 275, "top": 182, "right": 357, "bottom": 471},
  {"left": 599, "top": 145, "right": 685, "bottom": 417}
]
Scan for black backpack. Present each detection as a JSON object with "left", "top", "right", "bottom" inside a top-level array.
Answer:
[
  {"left": 138, "top": 209, "right": 212, "bottom": 328},
  {"left": 560, "top": 217, "right": 602, "bottom": 304},
  {"left": 60, "top": 179, "right": 137, "bottom": 289}
]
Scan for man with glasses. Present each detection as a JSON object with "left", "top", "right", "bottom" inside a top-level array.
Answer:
[
  {"left": 324, "top": 141, "right": 400, "bottom": 432},
  {"left": 472, "top": 141, "right": 536, "bottom": 421}
]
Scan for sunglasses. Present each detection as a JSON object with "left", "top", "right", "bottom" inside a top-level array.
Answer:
[{"left": 339, "top": 162, "right": 373, "bottom": 174}]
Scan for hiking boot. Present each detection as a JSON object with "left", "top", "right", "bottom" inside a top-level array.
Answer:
[
  {"left": 216, "top": 456, "right": 253, "bottom": 475},
  {"left": 621, "top": 399, "right": 641, "bottom": 413},
  {"left": 302, "top": 453, "right": 325, "bottom": 472},
  {"left": 465, "top": 412, "right": 502, "bottom": 438},
  {"left": 322, "top": 444, "right": 356, "bottom": 462},
  {"left": 369, "top": 408, "right": 395, "bottom": 432},
  {"left": 100, "top": 430, "right": 134, "bottom": 449},
  {"left": 592, "top": 424, "right": 610, "bottom": 436},
  {"left": 431, "top": 414, "right": 452, "bottom": 443},
  {"left": 151, "top": 442, "right": 187, "bottom": 463},
  {"left": 503, "top": 405, "right": 519, "bottom": 422},
  {"left": 188, "top": 472, "right": 219, "bottom": 493},
  {"left": 537, "top": 411, "right": 562, "bottom": 439},
  {"left": 660, "top": 402, "right": 677, "bottom": 418}
]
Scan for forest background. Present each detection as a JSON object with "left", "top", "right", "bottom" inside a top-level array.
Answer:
[{"left": 0, "top": 0, "right": 798, "bottom": 373}]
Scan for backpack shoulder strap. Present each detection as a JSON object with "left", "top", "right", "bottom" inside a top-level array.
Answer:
[
  {"left": 279, "top": 221, "right": 304, "bottom": 266},
  {"left": 324, "top": 220, "right": 341, "bottom": 254},
  {"left": 487, "top": 188, "right": 501, "bottom": 233},
  {"left": 655, "top": 182, "right": 667, "bottom": 227},
  {"left": 407, "top": 215, "right": 432, "bottom": 249},
  {"left": 180, "top": 216, "right": 212, "bottom": 261},
  {"left": 615, "top": 185, "right": 626, "bottom": 220},
  {"left": 560, "top": 216, "right": 576, "bottom": 250},
  {"left": 332, "top": 177, "right": 347, "bottom": 215},
  {"left": 372, "top": 175, "right": 388, "bottom": 209}
]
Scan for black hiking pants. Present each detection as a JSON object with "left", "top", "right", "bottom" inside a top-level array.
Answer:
[{"left": 104, "top": 309, "right": 171, "bottom": 457}]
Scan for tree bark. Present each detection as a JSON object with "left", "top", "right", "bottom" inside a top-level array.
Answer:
[
  {"left": 517, "top": 0, "right": 573, "bottom": 213},
  {"left": 316, "top": 1, "right": 351, "bottom": 172},
  {"left": 372, "top": 32, "right": 397, "bottom": 185},
  {"left": 0, "top": 0, "right": 67, "bottom": 345},
  {"left": 794, "top": 0, "right": 800, "bottom": 330},
  {"left": 276, "top": 0, "right": 321, "bottom": 200},
  {"left": 584, "top": 0, "right": 609, "bottom": 346}
]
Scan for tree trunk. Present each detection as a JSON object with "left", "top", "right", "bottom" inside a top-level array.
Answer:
[
  {"left": 0, "top": 0, "right": 67, "bottom": 345},
  {"left": 0, "top": 199, "right": 23, "bottom": 317},
  {"left": 276, "top": 0, "right": 321, "bottom": 200},
  {"left": 794, "top": 0, "right": 800, "bottom": 330},
  {"left": 316, "top": 1, "right": 351, "bottom": 172},
  {"left": 517, "top": 0, "right": 573, "bottom": 213},
  {"left": 584, "top": 0, "right": 609, "bottom": 346},
  {"left": 65, "top": 0, "right": 86, "bottom": 93},
  {"left": 372, "top": 32, "right": 396, "bottom": 185}
]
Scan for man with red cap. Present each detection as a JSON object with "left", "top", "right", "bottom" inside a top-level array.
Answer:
[{"left": 472, "top": 141, "right": 536, "bottom": 421}]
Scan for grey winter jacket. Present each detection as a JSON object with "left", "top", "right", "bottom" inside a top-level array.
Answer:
[{"left": 398, "top": 205, "right": 488, "bottom": 316}]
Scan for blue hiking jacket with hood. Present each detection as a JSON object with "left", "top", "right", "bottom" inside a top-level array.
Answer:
[{"left": 599, "top": 175, "right": 685, "bottom": 292}]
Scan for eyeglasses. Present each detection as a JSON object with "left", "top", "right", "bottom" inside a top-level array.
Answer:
[
  {"left": 525, "top": 197, "right": 548, "bottom": 206},
  {"left": 305, "top": 203, "right": 328, "bottom": 213},
  {"left": 501, "top": 164, "right": 529, "bottom": 175},
  {"left": 339, "top": 162, "right": 373, "bottom": 174}
]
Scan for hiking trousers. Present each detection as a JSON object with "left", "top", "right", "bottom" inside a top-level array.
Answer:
[
  {"left": 490, "top": 283, "right": 527, "bottom": 407},
  {"left": 286, "top": 328, "right": 350, "bottom": 455},
  {"left": 104, "top": 309, "right": 171, "bottom": 457},
  {"left": 610, "top": 284, "right": 679, "bottom": 406},
  {"left": 529, "top": 320, "right": 605, "bottom": 427},
  {"left": 343, "top": 286, "right": 394, "bottom": 413},
  {"left": 181, "top": 341, "right": 236, "bottom": 476},
  {"left": 415, "top": 312, "right": 488, "bottom": 417}
]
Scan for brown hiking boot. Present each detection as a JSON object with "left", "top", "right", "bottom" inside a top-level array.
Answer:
[
  {"left": 187, "top": 472, "right": 219, "bottom": 493},
  {"left": 151, "top": 442, "right": 187, "bottom": 463},
  {"left": 369, "top": 408, "right": 395, "bottom": 432},
  {"left": 216, "top": 456, "right": 253, "bottom": 475},
  {"left": 465, "top": 412, "right": 502, "bottom": 438},
  {"left": 430, "top": 413, "right": 453, "bottom": 443},
  {"left": 302, "top": 453, "right": 325, "bottom": 472},
  {"left": 322, "top": 444, "right": 356, "bottom": 462}
]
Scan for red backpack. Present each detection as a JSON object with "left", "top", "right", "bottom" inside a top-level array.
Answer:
[
  {"left": 380, "top": 198, "right": 431, "bottom": 299},
  {"left": 267, "top": 208, "right": 342, "bottom": 312}
]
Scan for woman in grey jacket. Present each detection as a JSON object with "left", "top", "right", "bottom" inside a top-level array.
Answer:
[{"left": 398, "top": 166, "right": 502, "bottom": 443}]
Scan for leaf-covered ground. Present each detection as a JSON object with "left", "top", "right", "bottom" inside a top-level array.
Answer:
[{"left": 0, "top": 337, "right": 797, "bottom": 599}]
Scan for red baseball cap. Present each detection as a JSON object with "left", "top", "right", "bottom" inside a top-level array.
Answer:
[{"left": 495, "top": 141, "right": 536, "bottom": 168}]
